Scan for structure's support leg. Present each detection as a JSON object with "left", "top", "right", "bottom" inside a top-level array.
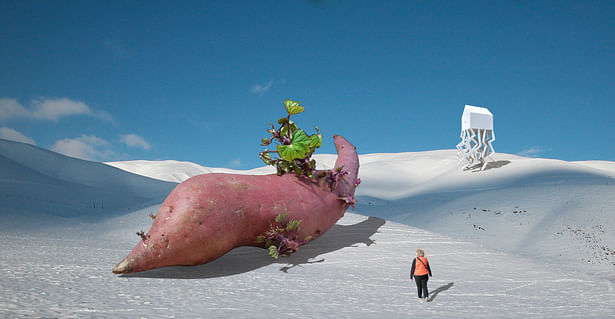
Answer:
[
  {"left": 457, "top": 136, "right": 467, "bottom": 165},
  {"left": 487, "top": 129, "right": 496, "bottom": 161},
  {"left": 473, "top": 129, "right": 484, "bottom": 166},
  {"left": 480, "top": 130, "right": 496, "bottom": 171},
  {"left": 458, "top": 129, "right": 473, "bottom": 167},
  {"left": 456, "top": 130, "right": 466, "bottom": 158},
  {"left": 470, "top": 129, "right": 481, "bottom": 168},
  {"left": 480, "top": 129, "right": 489, "bottom": 159},
  {"left": 463, "top": 131, "right": 473, "bottom": 166}
]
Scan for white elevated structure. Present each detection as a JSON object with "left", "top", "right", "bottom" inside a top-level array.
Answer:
[{"left": 456, "top": 105, "right": 496, "bottom": 170}]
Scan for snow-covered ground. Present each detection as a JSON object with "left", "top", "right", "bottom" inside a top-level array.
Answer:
[{"left": 2, "top": 138, "right": 615, "bottom": 318}]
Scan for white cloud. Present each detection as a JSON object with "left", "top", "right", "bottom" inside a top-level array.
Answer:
[
  {"left": 120, "top": 134, "right": 151, "bottom": 151},
  {"left": 51, "top": 135, "right": 115, "bottom": 161},
  {"left": 31, "top": 98, "right": 91, "bottom": 121},
  {"left": 250, "top": 81, "right": 273, "bottom": 95},
  {"left": 0, "top": 127, "right": 36, "bottom": 145},
  {"left": 0, "top": 98, "right": 29, "bottom": 120},
  {"left": 228, "top": 158, "right": 241, "bottom": 168},
  {"left": 518, "top": 146, "right": 547, "bottom": 158},
  {"left": 0, "top": 97, "right": 113, "bottom": 123}
]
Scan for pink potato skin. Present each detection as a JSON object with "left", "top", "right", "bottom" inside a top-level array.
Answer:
[{"left": 113, "top": 135, "right": 359, "bottom": 274}]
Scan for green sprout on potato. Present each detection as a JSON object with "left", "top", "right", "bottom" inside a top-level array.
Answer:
[
  {"left": 256, "top": 213, "right": 312, "bottom": 259},
  {"left": 260, "top": 99, "right": 322, "bottom": 178}
]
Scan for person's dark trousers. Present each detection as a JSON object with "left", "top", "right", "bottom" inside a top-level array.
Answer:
[{"left": 414, "top": 275, "right": 429, "bottom": 298}]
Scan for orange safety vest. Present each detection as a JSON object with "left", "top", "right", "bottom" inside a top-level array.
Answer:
[{"left": 414, "top": 257, "right": 429, "bottom": 276}]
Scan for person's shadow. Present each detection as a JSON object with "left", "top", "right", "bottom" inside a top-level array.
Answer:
[
  {"left": 429, "top": 282, "right": 454, "bottom": 302},
  {"left": 121, "top": 216, "right": 386, "bottom": 279}
]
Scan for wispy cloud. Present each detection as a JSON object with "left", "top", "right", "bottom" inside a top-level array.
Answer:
[
  {"left": 119, "top": 134, "right": 151, "bottom": 151},
  {"left": 51, "top": 135, "right": 115, "bottom": 161},
  {"left": 31, "top": 98, "right": 112, "bottom": 122},
  {"left": 102, "top": 39, "right": 131, "bottom": 59},
  {"left": 228, "top": 158, "right": 241, "bottom": 168},
  {"left": 0, "top": 98, "right": 29, "bottom": 120},
  {"left": 0, "top": 97, "right": 113, "bottom": 123},
  {"left": 518, "top": 146, "right": 548, "bottom": 158},
  {"left": 250, "top": 81, "right": 274, "bottom": 95},
  {"left": 0, "top": 127, "right": 36, "bottom": 145}
]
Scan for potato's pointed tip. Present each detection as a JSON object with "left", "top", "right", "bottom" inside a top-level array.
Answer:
[{"left": 112, "top": 258, "right": 133, "bottom": 274}]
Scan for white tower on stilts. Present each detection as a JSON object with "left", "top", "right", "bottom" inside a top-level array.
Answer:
[{"left": 456, "top": 105, "right": 496, "bottom": 171}]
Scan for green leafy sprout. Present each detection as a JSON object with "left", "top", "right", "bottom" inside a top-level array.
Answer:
[
  {"left": 260, "top": 99, "right": 322, "bottom": 178},
  {"left": 256, "top": 213, "right": 312, "bottom": 259}
]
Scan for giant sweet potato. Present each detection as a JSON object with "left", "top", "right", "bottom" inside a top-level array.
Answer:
[{"left": 112, "top": 135, "right": 359, "bottom": 274}]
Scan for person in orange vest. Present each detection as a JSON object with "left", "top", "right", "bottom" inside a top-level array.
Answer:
[{"left": 410, "top": 248, "right": 432, "bottom": 301}]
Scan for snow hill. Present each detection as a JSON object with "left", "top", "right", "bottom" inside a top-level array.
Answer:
[
  {"left": 105, "top": 159, "right": 276, "bottom": 183},
  {"left": 2, "top": 138, "right": 615, "bottom": 318},
  {"left": 0, "top": 138, "right": 175, "bottom": 223}
]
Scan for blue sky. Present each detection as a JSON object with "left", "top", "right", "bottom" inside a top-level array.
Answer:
[{"left": 1, "top": 0, "right": 614, "bottom": 168}]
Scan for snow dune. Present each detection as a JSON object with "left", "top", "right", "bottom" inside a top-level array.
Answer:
[
  {"left": 0, "top": 138, "right": 175, "bottom": 228},
  {"left": 2, "top": 138, "right": 615, "bottom": 318},
  {"left": 105, "top": 159, "right": 275, "bottom": 183}
]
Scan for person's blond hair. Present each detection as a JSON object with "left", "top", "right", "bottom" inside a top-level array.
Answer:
[{"left": 416, "top": 248, "right": 425, "bottom": 257}]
